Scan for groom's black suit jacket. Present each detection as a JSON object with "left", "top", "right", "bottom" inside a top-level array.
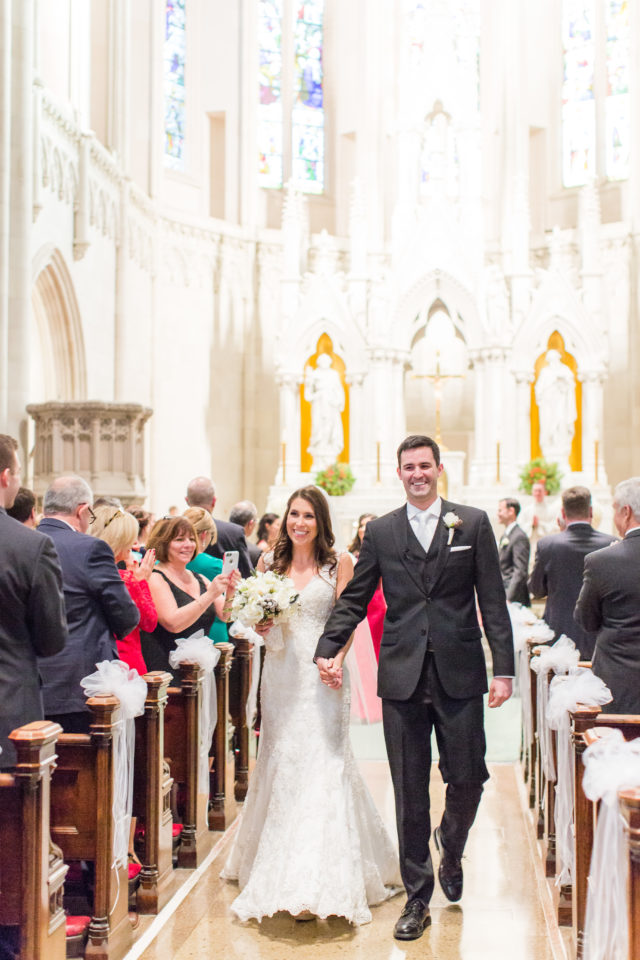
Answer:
[{"left": 315, "top": 499, "right": 514, "bottom": 701}]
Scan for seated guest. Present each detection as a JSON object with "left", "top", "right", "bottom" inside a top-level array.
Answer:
[
  {"left": 37, "top": 476, "right": 140, "bottom": 733},
  {"left": 184, "top": 507, "right": 229, "bottom": 644},
  {"left": 141, "top": 516, "right": 238, "bottom": 682},
  {"left": 0, "top": 435, "right": 67, "bottom": 768},
  {"left": 91, "top": 505, "right": 158, "bottom": 675},
  {"left": 6, "top": 485, "right": 37, "bottom": 527},
  {"left": 229, "top": 500, "right": 261, "bottom": 566},
  {"left": 575, "top": 477, "right": 640, "bottom": 713},
  {"left": 256, "top": 512, "right": 280, "bottom": 552},
  {"left": 528, "top": 486, "right": 616, "bottom": 658},
  {"left": 497, "top": 498, "right": 530, "bottom": 606}
]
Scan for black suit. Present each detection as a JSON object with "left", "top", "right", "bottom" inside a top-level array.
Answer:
[
  {"left": 0, "top": 509, "right": 68, "bottom": 768},
  {"left": 37, "top": 518, "right": 140, "bottom": 720},
  {"left": 315, "top": 499, "right": 513, "bottom": 905},
  {"left": 207, "top": 518, "right": 253, "bottom": 578},
  {"left": 499, "top": 523, "right": 530, "bottom": 605},
  {"left": 248, "top": 541, "right": 263, "bottom": 567},
  {"left": 528, "top": 523, "right": 617, "bottom": 658},
  {"left": 574, "top": 528, "right": 640, "bottom": 713}
]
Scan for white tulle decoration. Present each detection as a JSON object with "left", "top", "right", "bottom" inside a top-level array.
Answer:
[
  {"left": 229, "top": 621, "right": 264, "bottom": 726},
  {"left": 531, "top": 635, "right": 581, "bottom": 782},
  {"left": 546, "top": 669, "right": 612, "bottom": 885},
  {"left": 582, "top": 728, "right": 640, "bottom": 960},
  {"left": 508, "top": 603, "right": 545, "bottom": 737},
  {"left": 80, "top": 660, "right": 147, "bottom": 870},
  {"left": 169, "top": 631, "right": 221, "bottom": 792}
]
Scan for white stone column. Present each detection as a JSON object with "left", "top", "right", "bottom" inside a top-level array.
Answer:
[
  {"left": 8, "top": 0, "right": 34, "bottom": 447},
  {"left": 108, "top": 0, "right": 130, "bottom": 169},
  {"left": 346, "top": 372, "right": 365, "bottom": 481},
  {"left": 276, "top": 371, "right": 302, "bottom": 484},
  {"left": 368, "top": 348, "right": 399, "bottom": 484},
  {"left": 580, "top": 371, "right": 608, "bottom": 486},
  {"left": 114, "top": 177, "right": 129, "bottom": 400},
  {"left": 514, "top": 370, "right": 534, "bottom": 473}
]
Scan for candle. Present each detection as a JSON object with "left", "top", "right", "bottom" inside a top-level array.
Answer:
[
  {"left": 594, "top": 440, "right": 599, "bottom": 484},
  {"left": 496, "top": 442, "right": 501, "bottom": 484},
  {"left": 376, "top": 441, "right": 381, "bottom": 485},
  {"left": 281, "top": 441, "right": 286, "bottom": 484}
]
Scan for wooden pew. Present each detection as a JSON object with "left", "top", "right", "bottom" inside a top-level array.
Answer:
[
  {"left": 0, "top": 722, "right": 67, "bottom": 960},
  {"left": 229, "top": 636, "right": 253, "bottom": 802},
  {"left": 620, "top": 787, "right": 640, "bottom": 960},
  {"left": 132, "top": 671, "right": 174, "bottom": 914},
  {"left": 50, "top": 695, "right": 132, "bottom": 960},
  {"left": 209, "top": 643, "right": 234, "bottom": 832},
  {"left": 164, "top": 661, "right": 212, "bottom": 868},
  {"left": 572, "top": 711, "right": 640, "bottom": 957}
]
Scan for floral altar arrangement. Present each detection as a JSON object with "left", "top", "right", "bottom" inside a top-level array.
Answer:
[
  {"left": 230, "top": 569, "right": 300, "bottom": 629},
  {"left": 518, "top": 457, "right": 562, "bottom": 495},
  {"left": 314, "top": 462, "right": 356, "bottom": 496}
]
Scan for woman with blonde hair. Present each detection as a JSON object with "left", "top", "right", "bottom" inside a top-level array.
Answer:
[
  {"left": 90, "top": 504, "right": 158, "bottom": 674},
  {"left": 183, "top": 507, "right": 228, "bottom": 643}
]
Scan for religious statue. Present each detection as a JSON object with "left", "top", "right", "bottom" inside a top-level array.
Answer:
[
  {"left": 535, "top": 349, "right": 577, "bottom": 468},
  {"left": 304, "top": 353, "right": 345, "bottom": 471}
]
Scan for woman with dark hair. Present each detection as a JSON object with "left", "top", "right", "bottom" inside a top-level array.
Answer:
[
  {"left": 223, "top": 485, "right": 399, "bottom": 925},
  {"left": 255, "top": 511, "right": 280, "bottom": 552},
  {"left": 140, "top": 516, "right": 238, "bottom": 681}
]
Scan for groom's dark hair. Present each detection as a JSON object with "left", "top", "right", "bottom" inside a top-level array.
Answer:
[{"left": 397, "top": 435, "right": 440, "bottom": 468}]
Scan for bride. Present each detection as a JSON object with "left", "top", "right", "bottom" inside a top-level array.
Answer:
[{"left": 222, "top": 485, "right": 400, "bottom": 925}]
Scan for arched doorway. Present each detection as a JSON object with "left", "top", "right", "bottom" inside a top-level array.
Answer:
[{"left": 31, "top": 247, "right": 86, "bottom": 401}]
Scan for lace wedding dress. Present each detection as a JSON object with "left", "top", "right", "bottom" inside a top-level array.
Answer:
[{"left": 222, "top": 560, "right": 400, "bottom": 924}]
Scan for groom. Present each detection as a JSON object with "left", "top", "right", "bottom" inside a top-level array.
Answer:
[{"left": 315, "top": 435, "right": 513, "bottom": 940}]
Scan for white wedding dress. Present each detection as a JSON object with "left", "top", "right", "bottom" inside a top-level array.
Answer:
[{"left": 222, "top": 560, "right": 400, "bottom": 924}]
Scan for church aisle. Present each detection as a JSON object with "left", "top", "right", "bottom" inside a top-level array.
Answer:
[{"left": 130, "top": 762, "right": 562, "bottom": 960}]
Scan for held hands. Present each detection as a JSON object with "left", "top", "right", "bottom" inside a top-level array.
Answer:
[
  {"left": 254, "top": 619, "right": 274, "bottom": 637},
  {"left": 316, "top": 656, "right": 344, "bottom": 690},
  {"left": 488, "top": 677, "right": 512, "bottom": 708}
]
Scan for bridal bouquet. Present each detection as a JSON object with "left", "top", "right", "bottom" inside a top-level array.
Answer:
[{"left": 230, "top": 569, "right": 300, "bottom": 630}]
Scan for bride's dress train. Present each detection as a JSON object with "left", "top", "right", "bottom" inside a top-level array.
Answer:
[{"left": 222, "top": 562, "right": 400, "bottom": 924}]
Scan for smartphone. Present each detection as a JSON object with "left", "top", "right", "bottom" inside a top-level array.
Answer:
[{"left": 222, "top": 550, "right": 240, "bottom": 575}]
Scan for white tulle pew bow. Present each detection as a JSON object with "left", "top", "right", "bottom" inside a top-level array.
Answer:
[
  {"left": 530, "top": 634, "right": 581, "bottom": 782},
  {"left": 169, "top": 631, "right": 220, "bottom": 791},
  {"left": 546, "top": 669, "right": 612, "bottom": 885},
  {"left": 81, "top": 660, "right": 148, "bottom": 869},
  {"left": 582, "top": 728, "right": 640, "bottom": 960},
  {"left": 509, "top": 605, "right": 554, "bottom": 747}
]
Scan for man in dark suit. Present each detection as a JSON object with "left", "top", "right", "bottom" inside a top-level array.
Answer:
[
  {"left": 38, "top": 475, "right": 139, "bottom": 733},
  {"left": 185, "top": 476, "right": 253, "bottom": 577},
  {"left": 315, "top": 435, "right": 513, "bottom": 940},
  {"left": 0, "top": 436, "right": 68, "bottom": 768},
  {"left": 529, "top": 486, "right": 616, "bottom": 658},
  {"left": 229, "top": 500, "right": 262, "bottom": 566},
  {"left": 575, "top": 478, "right": 640, "bottom": 713},
  {"left": 497, "top": 497, "right": 530, "bottom": 606}
]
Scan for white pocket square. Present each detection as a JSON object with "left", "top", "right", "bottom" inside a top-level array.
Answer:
[{"left": 450, "top": 545, "right": 471, "bottom": 552}]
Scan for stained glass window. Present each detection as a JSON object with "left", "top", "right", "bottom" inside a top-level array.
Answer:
[
  {"left": 292, "top": 1, "right": 324, "bottom": 194},
  {"left": 164, "top": 0, "right": 186, "bottom": 171},
  {"left": 605, "top": 0, "right": 630, "bottom": 180},
  {"left": 562, "top": 0, "right": 630, "bottom": 187},
  {"left": 258, "top": 0, "right": 283, "bottom": 189},
  {"left": 562, "top": 0, "right": 596, "bottom": 187}
]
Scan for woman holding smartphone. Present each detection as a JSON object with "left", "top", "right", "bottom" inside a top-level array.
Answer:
[{"left": 140, "top": 516, "right": 239, "bottom": 682}]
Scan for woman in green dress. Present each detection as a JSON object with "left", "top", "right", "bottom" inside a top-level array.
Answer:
[{"left": 184, "top": 507, "right": 229, "bottom": 644}]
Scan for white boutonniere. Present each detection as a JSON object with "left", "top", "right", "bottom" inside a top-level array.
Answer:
[
  {"left": 443, "top": 511, "right": 463, "bottom": 546},
  {"left": 499, "top": 536, "right": 509, "bottom": 549}
]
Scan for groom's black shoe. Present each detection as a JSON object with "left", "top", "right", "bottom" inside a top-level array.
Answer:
[
  {"left": 434, "top": 826, "right": 463, "bottom": 902},
  {"left": 393, "top": 899, "right": 431, "bottom": 940}
]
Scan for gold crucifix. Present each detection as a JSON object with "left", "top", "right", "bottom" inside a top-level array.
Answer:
[{"left": 412, "top": 351, "right": 465, "bottom": 446}]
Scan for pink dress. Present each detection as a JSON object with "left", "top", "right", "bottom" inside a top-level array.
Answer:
[{"left": 116, "top": 570, "right": 157, "bottom": 675}]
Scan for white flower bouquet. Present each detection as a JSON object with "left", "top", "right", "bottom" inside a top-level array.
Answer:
[{"left": 230, "top": 569, "right": 300, "bottom": 631}]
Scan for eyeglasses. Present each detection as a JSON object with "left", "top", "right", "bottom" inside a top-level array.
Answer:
[{"left": 86, "top": 505, "right": 96, "bottom": 525}]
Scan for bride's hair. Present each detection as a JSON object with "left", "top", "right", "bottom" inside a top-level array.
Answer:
[{"left": 271, "top": 485, "right": 337, "bottom": 575}]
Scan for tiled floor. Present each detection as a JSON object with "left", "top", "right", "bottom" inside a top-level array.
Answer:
[{"left": 132, "top": 759, "right": 563, "bottom": 960}]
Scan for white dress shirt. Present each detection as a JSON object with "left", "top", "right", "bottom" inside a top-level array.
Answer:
[{"left": 407, "top": 498, "right": 442, "bottom": 554}]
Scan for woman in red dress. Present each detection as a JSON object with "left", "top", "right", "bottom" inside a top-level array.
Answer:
[
  {"left": 91, "top": 505, "right": 157, "bottom": 674},
  {"left": 347, "top": 514, "right": 386, "bottom": 722}
]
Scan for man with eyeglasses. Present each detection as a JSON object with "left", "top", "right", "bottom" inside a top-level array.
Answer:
[{"left": 38, "top": 475, "right": 139, "bottom": 733}]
